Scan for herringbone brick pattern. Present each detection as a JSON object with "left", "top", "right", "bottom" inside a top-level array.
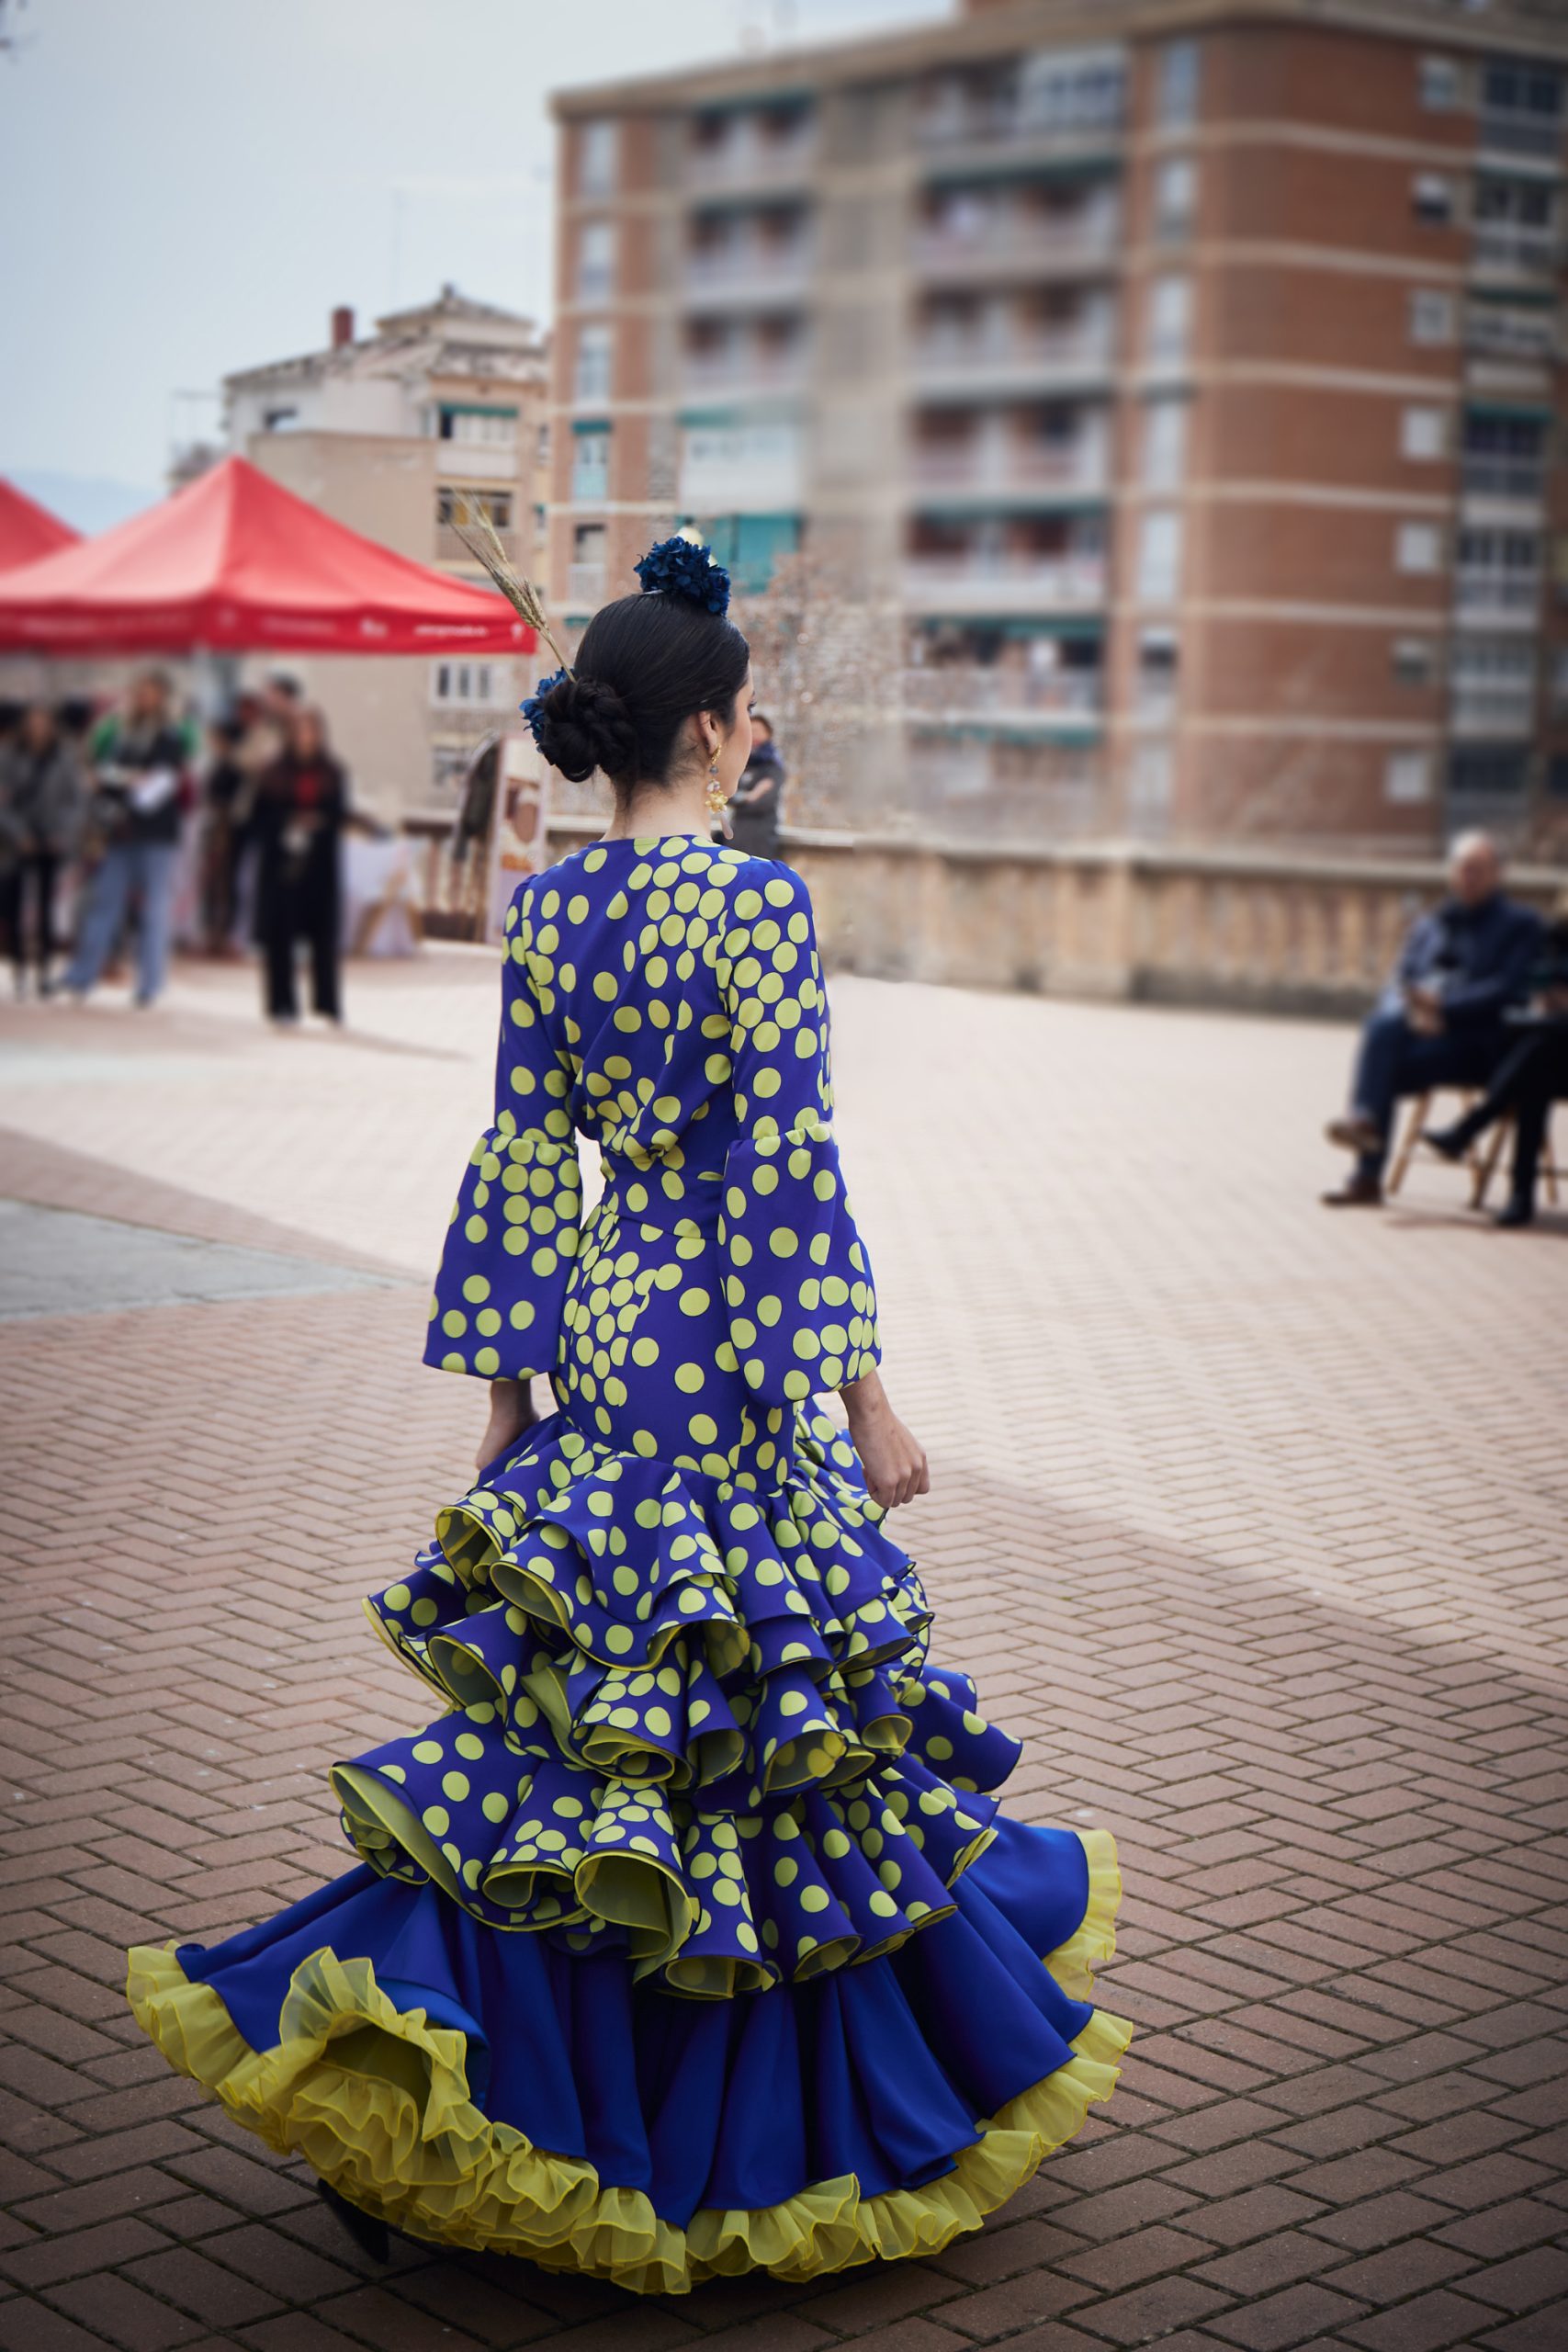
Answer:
[{"left": 2, "top": 956, "right": 1565, "bottom": 2352}]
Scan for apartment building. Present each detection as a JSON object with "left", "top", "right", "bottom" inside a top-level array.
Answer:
[
  {"left": 224, "top": 287, "right": 548, "bottom": 817},
  {"left": 548, "top": 0, "right": 1568, "bottom": 852}
]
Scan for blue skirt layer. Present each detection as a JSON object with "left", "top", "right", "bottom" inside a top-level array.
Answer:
[{"left": 175, "top": 1816, "right": 1092, "bottom": 2227}]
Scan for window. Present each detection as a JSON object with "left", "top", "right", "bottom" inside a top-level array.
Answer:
[
  {"left": 1136, "top": 628, "right": 1179, "bottom": 715},
  {"left": 431, "top": 662, "right": 507, "bottom": 707},
  {"left": 568, "top": 522, "right": 607, "bottom": 608},
  {"left": 1156, "top": 39, "right": 1201, "bottom": 130},
  {"left": 1461, "top": 408, "right": 1547, "bottom": 496},
  {"left": 578, "top": 119, "right": 618, "bottom": 197},
  {"left": 570, "top": 427, "right": 611, "bottom": 502},
  {"left": 1410, "top": 288, "right": 1457, "bottom": 345},
  {"left": 1142, "top": 396, "right": 1189, "bottom": 490},
  {"left": 576, "top": 220, "right": 615, "bottom": 302},
  {"left": 1145, "top": 273, "right": 1191, "bottom": 365},
  {"left": 1016, "top": 47, "right": 1126, "bottom": 132},
  {"left": 1549, "top": 754, "right": 1568, "bottom": 799},
  {"left": 1420, "top": 55, "right": 1462, "bottom": 112},
  {"left": 1396, "top": 520, "right": 1443, "bottom": 573},
  {"left": 437, "top": 404, "right": 517, "bottom": 447},
  {"left": 574, "top": 323, "right": 613, "bottom": 402},
  {"left": 1449, "top": 746, "right": 1529, "bottom": 799},
  {"left": 263, "top": 406, "right": 299, "bottom": 432},
  {"left": 1401, "top": 405, "right": 1447, "bottom": 461},
  {"left": 1384, "top": 750, "right": 1432, "bottom": 804},
  {"left": 1552, "top": 646, "right": 1568, "bottom": 712},
  {"left": 1413, "top": 173, "right": 1456, "bottom": 225},
  {"left": 1392, "top": 638, "right": 1438, "bottom": 685},
  {"left": 1482, "top": 61, "right": 1564, "bottom": 138},
  {"left": 1154, "top": 156, "right": 1197, "bottom": 241},
  {"left": 1137, "top": 509, "right": 1183, "bottom": 603},
  {"left": 1128, "top": 741, "right": 1173, "bottom": 828},
  {"left": 437, "top": 487, "right": 513, "bottom": 529}
]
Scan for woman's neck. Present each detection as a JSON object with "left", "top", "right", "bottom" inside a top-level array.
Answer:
[{"left": 602, "top": 772, "right": 712, "bottom": 842}]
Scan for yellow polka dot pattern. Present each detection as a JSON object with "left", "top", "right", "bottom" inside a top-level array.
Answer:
[{"left": 333, "top": 1405, "right": 1023, "bottom": 1996}]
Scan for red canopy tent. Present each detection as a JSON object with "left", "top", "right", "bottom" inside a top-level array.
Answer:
[
  {"left": 0, "top": 478, "right": 82, "bottom": 573},
  {"left": 0, "top": 456, "right": 534, "bottom": 657}
]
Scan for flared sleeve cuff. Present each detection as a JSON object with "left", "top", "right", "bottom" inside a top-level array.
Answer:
[
  {"left": 423, "top": 1124, "right": 581, "bottom": 1381},
  {"left": 718, "top": 1111, "right": 881, "bottom": 1408}
]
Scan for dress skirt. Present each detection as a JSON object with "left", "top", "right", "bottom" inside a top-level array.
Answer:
[{"left": 128, "top": 1403, "right": 1130, "bottom": 2294}]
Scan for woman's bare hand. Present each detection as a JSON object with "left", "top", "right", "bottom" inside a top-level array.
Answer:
[
  {"left": 843, "top": 1371, "right": 930, "bottom": 1512},
  {"left": 476, "top": 1376, "right": 537, "bottom": 1472}
]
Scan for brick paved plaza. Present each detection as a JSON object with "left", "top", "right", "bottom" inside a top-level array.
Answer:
[{"left": 3, "top": 952, "right": 1566, "bottom": 2352}]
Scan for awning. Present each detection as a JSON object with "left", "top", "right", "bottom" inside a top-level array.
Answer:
[
  {"left": 0, "top": 479, "right": 81, "bottom": 574},
  {"left": 0, "top": 456, "right": 535, "bottom": 658}
]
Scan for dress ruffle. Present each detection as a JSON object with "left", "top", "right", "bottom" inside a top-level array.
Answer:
[
  {"left": 127, "top": 1830, "right": 1130, "bottom": 2293},
  {"left": 337, "top": 1406, "right": 1018, "bottom": 1997}
]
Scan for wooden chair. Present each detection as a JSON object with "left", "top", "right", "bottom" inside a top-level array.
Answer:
[
  {"left": 1385, "top": 1089, "right": 1489, "bottom": 1204},
  {"left": 1389, "top": 1089, "right": 1562, "bottom": 1210}
]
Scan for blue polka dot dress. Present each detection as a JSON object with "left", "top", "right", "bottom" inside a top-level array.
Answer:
[{"left": 127, "top": 835, "right": 1131, "bottom": 2290}]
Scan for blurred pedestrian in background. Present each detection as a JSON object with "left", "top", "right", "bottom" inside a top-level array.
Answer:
[
  {"left": 199, "top": 714, "right": 252, "bottom": 955},
  {"left": 726, "top": 708, "right": 785, "bottom": 860},
  {"left": 65, "top": 670, "right": 189, "bottom": 1008},
  {"left": 1322, "top": 831, "right": 1542, "bottom": 1208},
  {"left": 0, "top": 699, "right": 88, "bottom": 998},
  {"left": 252, "top": 703, "right": 348, "bottom": 1025},
  {"left": 1423, "top": 895, "right": 1568, "bottom": 1229}
]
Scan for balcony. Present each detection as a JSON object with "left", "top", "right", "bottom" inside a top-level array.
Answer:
[
  {"left": 908, "top": 440, "right": 1108, "bottom": 504},
  {"left": 686, "top": 130, "right": 817, "bottom": 193},
  {"left": 913, "top": 211, "right": 1119, "bottom": 284},
  {"left": 912, "top": 324, "right": 1114, "bottom": 395},
  {"left": 1450, "top": 684, "right": 1536, "bottom": 738},
  {"left": 1477, "top": 110, "right": 1564, "bottom": 164},
  {"left": 567, "top": 560, "right": 606, "bottom": 607},
  {"left": 1461, "top": 456, "right": 1546, "bottom": 504},
  {"left": 1465, "top": 306, "right": 1558, "bottom": 364},
  {"left": 1471, "top": 222, "right": 1561, "bottom": 277},
  {"left": 902, "top": 554, "right": 1108, "bottom": 615},
  {"left": 1453, "top": 571, "right": 1541, "bottom": 625},
  {"left": 682, "top": 348, "right": 808, "bottom": 399},
  {"left": 684, "top": 243, "right": 815, "bottom": 304},
  {"left": 902, "top": 663, "right": 1102, "bottom": 729}
]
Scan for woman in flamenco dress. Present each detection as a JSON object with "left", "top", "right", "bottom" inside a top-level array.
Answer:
[{"left": 127, "top": 541, "right": 1132, "bottom": 2292}]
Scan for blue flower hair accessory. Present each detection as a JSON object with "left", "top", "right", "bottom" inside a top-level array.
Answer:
[
  {"left": 520, "top": 666, "right": 570, "bottom": 751},
  {"left": 634, "top": 535, "right": 731, "bottom": 616}
]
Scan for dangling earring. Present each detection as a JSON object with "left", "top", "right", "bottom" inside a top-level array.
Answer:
[{"left": 705, "top": 753, "right": 728, "bottom": 817}]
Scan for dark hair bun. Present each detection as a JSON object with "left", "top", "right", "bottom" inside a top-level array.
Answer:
[{"left": 532, "top": 673, "right": 639, "bottom": 785}]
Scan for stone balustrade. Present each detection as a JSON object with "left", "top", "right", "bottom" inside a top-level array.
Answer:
[{"left": 539, "top": 814, "right": 1568, "bottom": 1017}]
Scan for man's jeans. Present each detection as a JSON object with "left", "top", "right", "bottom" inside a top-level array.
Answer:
[
  {"left": 1350, "top": 1001, "right": 1501, "bottom": 1182},
  {"left": 67, "top": 841, "right": 180, "bottom": 1004}
]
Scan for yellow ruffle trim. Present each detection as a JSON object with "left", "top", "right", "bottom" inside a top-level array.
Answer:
[{"left": 126, "top": 1834, "right": 1131, "bottom": 2294}]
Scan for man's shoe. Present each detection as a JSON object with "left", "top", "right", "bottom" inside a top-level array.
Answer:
[
  {"left": 1422, "top": 1123, "right": 1473, "bottom": 1162},
  {"left": 1494, "top": 1197, "right": 1534, "bottom": 1229},
  {"left": 1325, "top": 1114, "right": 1381, "bottom": 1156},
  {"left": 1322, "top": 1174, "right": 1383, "bottom": 1208}
]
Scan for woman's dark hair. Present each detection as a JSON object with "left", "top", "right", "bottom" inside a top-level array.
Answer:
[{"left": 532, "top": 592, "right": 749, "bottom": 792}]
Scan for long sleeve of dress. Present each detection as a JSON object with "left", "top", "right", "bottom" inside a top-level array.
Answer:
[
  {"left": 423, "top": 888, "right": 581, "bottom": 1380},
  {"left": 716, "top": 865, "right": 881, "bottom": 1408}
]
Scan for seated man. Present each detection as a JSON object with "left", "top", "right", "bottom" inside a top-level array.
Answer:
[
  {"left": 1323, "top": 831, "right": 1542, "bottom": 1207},
  {"left": 1424, "top": 900, "right": 1568, "bottom": 1227}
]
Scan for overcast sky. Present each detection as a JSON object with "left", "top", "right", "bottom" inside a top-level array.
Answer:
[{"left": 1, "top": 0, "right": 950, "bottom": 527}]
